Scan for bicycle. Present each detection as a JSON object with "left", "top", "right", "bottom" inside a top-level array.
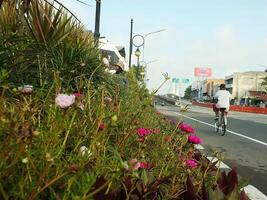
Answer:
[{"left": 214, "top": 108, "right": 227, "bottom": 136}]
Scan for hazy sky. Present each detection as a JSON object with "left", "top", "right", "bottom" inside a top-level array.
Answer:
[{"left": 63, "top": 0, "right": 267, "bottom": 94}]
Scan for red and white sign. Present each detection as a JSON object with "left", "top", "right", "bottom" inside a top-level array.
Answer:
[{"left": 194, "top": 67, "right": 212, "bottom": 77}]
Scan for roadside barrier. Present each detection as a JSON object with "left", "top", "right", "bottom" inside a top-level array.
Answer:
[{"left": 192, "top": 101, "right": 267, "bottom": 115}]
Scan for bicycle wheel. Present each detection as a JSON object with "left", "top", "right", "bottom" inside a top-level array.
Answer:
[
  {"left": 214, "top": 121, "right": 219, "bottom": 133},
  {"left": 221, "top": 114, "right": 226, "bottom": 136}
]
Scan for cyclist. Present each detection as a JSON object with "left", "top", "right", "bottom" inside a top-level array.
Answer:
[{"left": 213, "top": 84, "right": 232, "bottom": 120}]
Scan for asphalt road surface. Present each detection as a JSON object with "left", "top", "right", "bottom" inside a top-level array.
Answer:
[{"left": 156, "top": 103, "right": 267, "bottom": 195}]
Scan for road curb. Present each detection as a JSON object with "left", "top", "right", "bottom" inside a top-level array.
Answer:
[
  {"left": 195, "top": 144, "right": 267, "bottom": 200},
  {"left": 156, "top": 105, "right": 267, "bottom": 199}
]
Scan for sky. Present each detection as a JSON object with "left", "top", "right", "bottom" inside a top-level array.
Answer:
[{"left": 62, "top": 0, "right": 267, "bottom": 94}]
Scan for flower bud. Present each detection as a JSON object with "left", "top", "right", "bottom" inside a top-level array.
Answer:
[
  {"left": 33, "top": 131, "right": 41, "bottom": 136},
  {"left": 111, "top": 115, "right": 118, "bottom": 123},
  {"left": 22, "top": 158, "right": 28, "bottom": 164}
]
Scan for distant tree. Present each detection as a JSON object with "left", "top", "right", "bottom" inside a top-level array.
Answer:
[
  {"left": 261, "top": 76, "right": 267, "bottom": 92},
  {"left": 184, "top": 85, "right": 192, "bottom": 99}
]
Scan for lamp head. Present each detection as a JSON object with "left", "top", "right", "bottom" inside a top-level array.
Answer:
[{"left": 135, "top": 47, "right": 141, "bottom": 57}]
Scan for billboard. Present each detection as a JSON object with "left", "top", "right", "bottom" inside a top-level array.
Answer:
[{"left": 194, "top": 67, "right": 212, "bottom": 77}]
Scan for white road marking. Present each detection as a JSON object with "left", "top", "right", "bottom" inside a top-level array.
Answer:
[
  {"left": 242, "top": 185, "right": 267, "bottom": 200},
  {"left": 172, "top": 111, "right": 267, "bottom": 147}
]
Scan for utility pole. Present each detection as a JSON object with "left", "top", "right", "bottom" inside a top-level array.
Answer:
[
  {"left": 128, "top": 18, "right": 133, "bottom": 69},
  {"left": 94, "top": 0, "right": 101, "bottom": 45}
]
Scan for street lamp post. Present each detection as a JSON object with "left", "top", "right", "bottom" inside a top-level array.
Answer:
[
  {"left": 128, "top": 18, "right": 134, "bottom": 69},
  {"left": 130, "top": 29, "right": 165, "bottom": 67},
  {"left": 142, "top": 29, "right": 166, "bottom": 62},
  {"left": 135, "top": 47, "right": 141, "bottom": 67},
  {"left": 94, "top": 0, "right": 101, "bottom": 45}
]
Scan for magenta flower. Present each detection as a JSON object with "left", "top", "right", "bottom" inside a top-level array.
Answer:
[
  {"left": 140, "top": 161, "right": 152, "bottom": 170},
  {"left": 188, "top": 135, "right": 202, "bottom": 144},
  {"left": 137, "top": 137, "right": 145, "bottom": 143},
  {"left": 179, "top": 123, "right": 195, "bottom": 134},
  {"left": 73, "top": 93, "right": 83, "bottom": 97},
  {"left": 98, "top": 123, "right": 105, "bottom": 131},
  {"left": 136, "top": 128, "right": 152, "bottom": 137},
  {"left": 129, "top": 159, "right": 152, "bottom": 170},
  {"left": 186, "top": 159, "right": 198, "bottom": 168}
]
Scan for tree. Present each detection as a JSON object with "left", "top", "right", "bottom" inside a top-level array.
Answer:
[
  {"left": 261, "top": 76, "right": 267, "bottom": 92},
  {"left": 184, "top": 85, "right": 192, "bottom": 99}
]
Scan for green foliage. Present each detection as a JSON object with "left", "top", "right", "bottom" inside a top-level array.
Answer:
[
  {"left": 0, "top": 0, "right": 106, "bottom": 91},
  {"left": 0, "top": 1, "right": 21, "bottom": 35},
  {"left": 184, "top": 85, "right": 192, "bottom": 99},
  {"left": 25, "top": 0, "right": 74, "bottom": 46},
  {"left": 0, "top": 0, "right": 249, "bottom": 199},
  {"left": 261, "top": 76, "right": 267, "bottom": 91}
]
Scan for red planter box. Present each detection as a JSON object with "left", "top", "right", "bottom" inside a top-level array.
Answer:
[{"left": 192, "top": 101, "right": 267, "bottom": 115}]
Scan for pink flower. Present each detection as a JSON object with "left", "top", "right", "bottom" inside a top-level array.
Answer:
[
  {"left": 104, "top": 97, "right": 112, "bottom": 102},
  {"left": 153, "top": 129, "right": 161, "bottom": 133},
  {"left": 55, "top": 94, "right": 75, "bottom": 108},
  {"left": 136, "top": 128, "right": 152, "bottom": 137},
  {"left": 130, "top": 159, "right": 141, "bottom": 171},
  {"left": 98, "top": 123, "right": 105, "bottom": 131},
  {"left": 179, "top": 123, "right": 195, "bottom": 134},
  {"left": 186, "top": 159, "right": 198, "bottom": 168},
  {"left": 188, "top": 135, "right": 202, "bottom": 144},
  {"left": 156, "top": 111, "right": 161, "bottom": 115}
]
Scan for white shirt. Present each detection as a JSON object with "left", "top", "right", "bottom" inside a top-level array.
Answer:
[{"left": 214, "top": 90, "right": 231, "bottom": 109}]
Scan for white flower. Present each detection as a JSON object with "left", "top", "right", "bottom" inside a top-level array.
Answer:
[
  {"left": 18, "top": 85, "right": 33, "bottom": 94},
  {"left": 22, "top": 158, "right": 28, "bottom": 164},
  {"left": 55, "top": 94, "right": 76, "bottom": 108},
  {"left": 80, "top": 146, "right": 92, "bottom": 157}
]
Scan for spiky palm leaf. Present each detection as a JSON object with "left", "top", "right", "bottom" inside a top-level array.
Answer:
[
  {"left": 25, "top": 0, "right": 75, "bottom": 46},
  {"left": 0, "top": 1, "right": 20, "bottom": 35}
]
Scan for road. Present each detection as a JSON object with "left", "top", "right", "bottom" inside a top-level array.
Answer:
[{"left": 156, "top": 103, "right": 267, "bottom": 195}]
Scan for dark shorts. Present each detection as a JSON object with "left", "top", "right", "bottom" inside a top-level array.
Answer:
[{"left": 212, "top": 104, "right": 228, "bottom": 115}]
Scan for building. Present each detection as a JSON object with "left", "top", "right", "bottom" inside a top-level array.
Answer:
[
  {"left": 201, "top": 79, "right": 225, "bottom": 100},
  {"left": 190, "top": 78, "right": 224, "bottom": 100},
  {"left": 225, "top": 71, "right": 267, "bottom": 102}
]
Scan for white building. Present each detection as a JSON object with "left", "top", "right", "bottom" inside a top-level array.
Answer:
[{"left": 225, "top": 71, "right": 267, "bottom": 100}]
